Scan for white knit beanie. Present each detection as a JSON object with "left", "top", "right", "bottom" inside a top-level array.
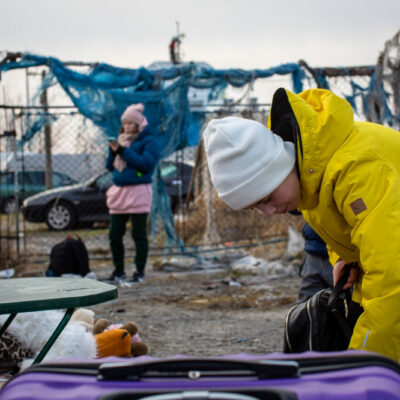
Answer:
[{"left": 203, "top": 116, "right": 296, "bottom": 210}]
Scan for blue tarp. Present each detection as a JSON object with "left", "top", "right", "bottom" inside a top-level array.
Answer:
[
  {"left": 0, "top": 54, "right": 305, "bottom": 153},
  {"left": 1, "top": 53, "right": 379, "bottom": 247}
]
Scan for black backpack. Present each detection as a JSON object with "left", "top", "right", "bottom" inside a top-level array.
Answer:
[
  {"left": 47, "top": 235, "right": 90, "bottom": 277},
  {"left": 283, "top": 267, "right": 363, "bottom": 353}
]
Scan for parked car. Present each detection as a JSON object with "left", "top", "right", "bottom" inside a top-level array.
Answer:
[
  {"left": 1, "top": 170, "right": 77, "bottom": 213},
  {"left": 22, "top": 161, "right": 194, "bottom": 231}
]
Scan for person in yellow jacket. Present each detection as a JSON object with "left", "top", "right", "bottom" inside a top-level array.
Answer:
[{"left": 203, "top": 88, "right": 400, "bottom": 362}]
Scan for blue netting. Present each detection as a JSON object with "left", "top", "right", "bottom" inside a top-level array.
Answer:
[
  {"left": 1, "top": 53, "right": 380, "bottom": 248},
  {"left": 344, "top": 73, "right": 398, "bottom": 127},
  {"left": 189, "top": 63, "right": 304, "bottom": 94},
  {"left": 0, "top": 54, "right": 306, "bottom": 151},
  {"left": 0, "top": 53, "right": 308, "bottom": 248},
  {"left": 23, "top": 112, "right": 57, "bottom": 142}
]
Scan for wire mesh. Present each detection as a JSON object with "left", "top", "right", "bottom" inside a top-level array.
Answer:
[{"left": 1, "top": 64, "right": 396, "bottom": 267}]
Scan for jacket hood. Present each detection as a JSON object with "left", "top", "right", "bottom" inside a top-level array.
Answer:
[{"left": 268, "top": 88, "right": 355, "bottom": 209}]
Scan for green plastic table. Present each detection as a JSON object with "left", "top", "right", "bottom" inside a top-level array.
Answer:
[{"left": 0, "top": 277, "right": 118, "bottom": 364}]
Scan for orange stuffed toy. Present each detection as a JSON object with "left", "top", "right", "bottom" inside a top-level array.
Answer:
[{"left": 93, "top": 319, "right": 149, "bottom": 358}]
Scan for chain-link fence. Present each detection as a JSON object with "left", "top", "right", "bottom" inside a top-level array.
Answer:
[
  {"left": 0, "top": 100, "right": 305, "bottom": 267},
  {"left": 1, "top": 49, "right": 398, "bottom": 268},
  {"left": 0, "top": 108, "right": 107, "bottom": 264}
]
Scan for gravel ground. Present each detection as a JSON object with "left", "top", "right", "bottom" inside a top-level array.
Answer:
[
  {"left": 10, "top": 234, "right": 304, "bottom": 359},
  {"left": 88, "top": 251, "right": 302, "bottom": 358}
]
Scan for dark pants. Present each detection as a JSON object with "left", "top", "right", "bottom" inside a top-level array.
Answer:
[
  {"left": 297, "top": 253, "right": 333, "bottom": 303},
  {"left": 108, "top": 213, "right": 148, "bottom": 275}
]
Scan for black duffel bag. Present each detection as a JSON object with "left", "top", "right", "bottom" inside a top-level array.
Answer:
[
  {"left": 47, "top": 234, "right": 90, "bottom": 277},
  {"left": 283, "top": 265, "right": 363, "bottom": 353}
]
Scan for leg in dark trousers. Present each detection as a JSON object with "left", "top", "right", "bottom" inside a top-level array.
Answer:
[
  {"left": 130, "top": 213, "right": 149, "bottom": 277},
  {"left": 109, "top": 214, "right": 129, "bottom": 274},
  {"left": 297, "top": 253, "right": 333, "bottom": 303}
]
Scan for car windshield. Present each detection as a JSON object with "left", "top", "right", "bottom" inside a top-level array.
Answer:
[
  {"left": 1, "top": 171, "right": 75, "bottom": 186},
  {"left": 52, "top": 172, "right": 77, "bottom": 186},
  {"left": 85, "top": 170, "right": 109, "bottom": 186}
]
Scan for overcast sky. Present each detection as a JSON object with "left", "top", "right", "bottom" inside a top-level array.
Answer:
[{"left": 1, "top": 0, "right": 399, "bottom": 70}]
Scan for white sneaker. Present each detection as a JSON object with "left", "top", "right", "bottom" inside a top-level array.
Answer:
[{"left": 132, "top": 272, "right": 145, "bottom": 283}]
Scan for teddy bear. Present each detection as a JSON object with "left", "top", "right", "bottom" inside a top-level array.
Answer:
[
  {"left": 0, "top": 309, "right": 149, "bottom": 370},
  {"left": 93, "top": 318, "right": 149, "bottom": 358}
]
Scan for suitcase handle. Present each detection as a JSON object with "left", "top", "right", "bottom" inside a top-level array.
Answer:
[
  {"left": 98, "top": 358, "right": 299, "bottom": 381},
  {"left": 99, "top": 389, "right": 296, "bottom": 400}
]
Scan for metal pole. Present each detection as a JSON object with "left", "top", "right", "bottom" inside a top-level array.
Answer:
[
  {"left": 19, "top": 116, "right": 26, "bottom": 251},
  {"left": 2, "top": 87, "right": 9, "bottom": 127},
  {"left": 10, "top": 114, "right": 19, "bottom": 256},
  {"left": 25, "top": 68, "right": 32, "bottom": 145},
  {"left": 40, "top": 70, "right": 53, "bottom": 189},
  {"left": 0, "top": 126, "right": 2, "bottom": 260},
  {"left": 2, "top": 87, "right": 10, "bottom": 261},
  {"left": 175, "top": 21, "right": 181, "bottom": 63},
  {"left": 25, "top": 68, "right": 30, "bottom": 107}
]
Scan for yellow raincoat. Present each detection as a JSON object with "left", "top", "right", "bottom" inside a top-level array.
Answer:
[{"left": 269, "top": 88, "right": 400, "bottom": 362}]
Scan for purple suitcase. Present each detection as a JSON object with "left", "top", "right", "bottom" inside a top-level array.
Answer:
[{"left": 1, "top": 351, "right": 399, "bottom": 400}]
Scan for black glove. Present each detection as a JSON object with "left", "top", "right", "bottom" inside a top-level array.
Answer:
[{"left": 115, "top": 145, "right": 125, "bottom": 155}]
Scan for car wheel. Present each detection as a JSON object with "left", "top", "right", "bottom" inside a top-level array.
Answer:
[
  {"left": 46, "top": 202, "right": 75, "bottom": 231},
  {"left": 3, "top": 197, "right": 16, "bottom": 214}
]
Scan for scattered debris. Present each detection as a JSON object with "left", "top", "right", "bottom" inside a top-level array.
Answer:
[
  {"left": 0, "top": 268, "right": 15, "bottom": 279},
  {"left": 284, "top": 226, "right": 305, "bottom": 260},
  {"left": 160, "top": 256, "right": 202, "bottom": 271},
  {"left": 231, "top": 255, "right": 268, "bottom": 271}
]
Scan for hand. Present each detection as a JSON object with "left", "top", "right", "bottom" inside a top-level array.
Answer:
[
  {"left": 333, "top": 259, "right": 359, "bottom": 290},
  {"left": 108, "top": 141, "right": 119, "bottom": 152}
]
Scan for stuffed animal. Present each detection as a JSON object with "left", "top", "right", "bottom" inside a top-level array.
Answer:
[
  {"left": 93, "top": 318, "right": 149, "bottom": 358},
  {"left": 0, "top": 331, "right": 34, "bottom": 368},
  {"left": 0, "top": 309, "right": 149, "bottom": 370},
  {"left": 0, "top": 309, "right": 97, "bottom": 370},
  {"left": 70, "top": 308, "right": 95, "bottom": 332}
]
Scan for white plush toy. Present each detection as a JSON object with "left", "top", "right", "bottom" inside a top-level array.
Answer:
[{"left": 0, "top": 309, "right": 97, "bottom": 369}]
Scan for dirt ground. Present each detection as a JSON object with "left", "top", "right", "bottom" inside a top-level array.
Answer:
[
  {"left": 86, "top": 243, "right": 303, "bottom": 358},
  {"left": 4, "top": 236, "right": 303, "bottom": 359},
  {"left": 2, "top": 213, "right": 306, "bottom": 360}
]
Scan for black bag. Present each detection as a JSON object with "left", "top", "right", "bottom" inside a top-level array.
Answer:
[
  {"left": 47, "top": 234, "right": 90, "bottom": 277},
  {"left": 283, "top": 267, "right": 363, "bottom": 353}
]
